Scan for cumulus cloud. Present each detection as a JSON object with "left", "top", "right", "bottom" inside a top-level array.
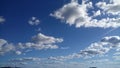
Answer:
[
  {"left": 96, "top": 0, "right": 120, "bottom": 14},
  {"left": 0, "top": 33, "right": 63, "bottom": 56},
  {"left": 18, "top": 33, "right": 63, "bottom": 50},
  {"left": 77, "top": 36, "right": 120, "bottom": 58},
  {"left": 51, "top": 0, "right": 120, "bottom": 28},
  {"left": 47, "top": 36, "right": 120, "bottom": 60},
  {"left": 50, "top": 0, "right": 91, "bottom": 27},
  {"left": 0, "top": 39, "right": 15, "bottom": 55},
  {"left": 28, "top": 17, "right": 40, "bottom": 25},
  {"left": 0, "top": 16, "right": 5, "bottom": 24}
]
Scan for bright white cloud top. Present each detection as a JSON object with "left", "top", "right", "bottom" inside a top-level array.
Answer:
[
  {"left": 51, "top": 0, "right": 120, "bottom": 28},
  {"left": 0, "top": 33, "right": 63, "bottom": 55}
]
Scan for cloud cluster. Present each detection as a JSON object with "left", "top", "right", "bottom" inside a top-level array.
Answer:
[
  {"left": 96, "top": 0, "right": 120, "bottom": 15},
  {"left": 0, "top": 33, "right": 63, "bottom": 55},
  {"left": 18, "top": 33, "right": 63, "bottom": 50},
  {"left": 0, "top": 16, "right": 5, "bottom": 24},
  {"left": 48, "top": 36, "right": 120, "bottom": 60},
  {"left": 51, "top": 0, "right": 120, "bottom": 28},
  {"left": 8, "top": 35, "right": 120, "bottom": 67},
  {"left": 28, "top": 17, "right": 40, "bottom": 25}
]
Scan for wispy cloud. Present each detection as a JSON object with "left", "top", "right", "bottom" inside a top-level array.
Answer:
[{"left": 0, "top": 16, "right": 5, "bottom": 24}]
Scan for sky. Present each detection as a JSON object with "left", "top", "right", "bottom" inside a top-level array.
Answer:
[{"left": 0, "top": 0, "right": 120, "bottom": 68}]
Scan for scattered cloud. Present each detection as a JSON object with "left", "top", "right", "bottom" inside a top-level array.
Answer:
[
  {"left": 0, "top": 33, "right": 63, "bottom": 55},
  {"left": 96, "top": 0, "right": 120, "bottom": 15},
  {"left": 0, "top": 39, "right": 15, "bottom": 55},
  {"left": 87, "top": 59, "right": 109, "bottom": 63},
  {"left": 10, "top": 57, "right": 41, "bottom": 62},
  {"left": 0, "top": 16, "right": 5, "bottom": 24},
  {"left": 18, "top": 33, "right": 63, "bottom": 50},
  {"left": 28, "top": 17, "right": 40, "bottom": 25},
  {"left": 47, "top": 36, "right": 120, "bottom": 61},
  {"left": 51, "top": 0, "right": 120, "bottom": 28}
]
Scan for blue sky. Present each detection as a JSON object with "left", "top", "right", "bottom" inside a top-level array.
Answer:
[{"left": 0, "top": 0, "right": 120, "bottom": 68}]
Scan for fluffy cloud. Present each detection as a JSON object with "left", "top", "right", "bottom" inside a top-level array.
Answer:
[
  {"left": 96, "top": 0, "right": 120, "bottom": 15},
  {"left": 50, "top": 0, "right": 91, "bottom": 27},
  {"left": 15, "top": 51, "right": 22, "bottom": 55},
  {"left": 28, "top": 17, "right": 40, "bottom": 25},
  {"left": 18, "top": 33, "right": 63, "bottom": 50},
  {"left": 51, "top": 0, "right": 120, "bottom": 28},
  {"left": 0, "top": 16, "right": 5, "bottom": 24},
  {"left": 47, "top": 36, "right": 120, "bottom": 60},
  {"left": 77, "top": 36, "right": 120, "bottom": 58},
  {"left": 0, "top": 33, "right": 63, "bottom": 56},
  {"left": 0, "top": 39, "right": 15, "bottom": 55}
]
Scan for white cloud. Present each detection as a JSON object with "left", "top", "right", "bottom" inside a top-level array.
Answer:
[
  {"left": 51, "top": 0, "right": 120, "bottom": 28},
  {"left": 32, "top": 33, "right": 63, "bottom": 44},
  {"left": 77, "top": 36, "right": 120, "bottom": 58},
  {"left": 0, "top": 39, "right": 15, "bottom": 55},
  {"left": 28, "top": 17, "right": 40, "bottom": 25},
  {"left": 93, "top": 10, "right": 101, "bottom": 17},
  {"left": 18, "top": 33, "right": 63, "bottom": 50},
  {"left": 15, "top": 51, "right": 22, "bottom": 55},
  {"left": 0, "top": 16, "right": 5, "bottom": 24},
  {"left": 96, "top": 0, "right": 120, "bottom": 15},
  {"left": 87, "top": 59, "right": 109, "bottom": 63},
  {"left": 50, "top": 0, "right": 91, "bottom": 27},
  {"left": 47, "top": 36, "right": 120, "bottom": 60},
  {"left": 0, "top": 33, "right": 63, "bottom": 56},
  {"left": 10, "top": 57, "right": 41, "bottom": 62}
]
